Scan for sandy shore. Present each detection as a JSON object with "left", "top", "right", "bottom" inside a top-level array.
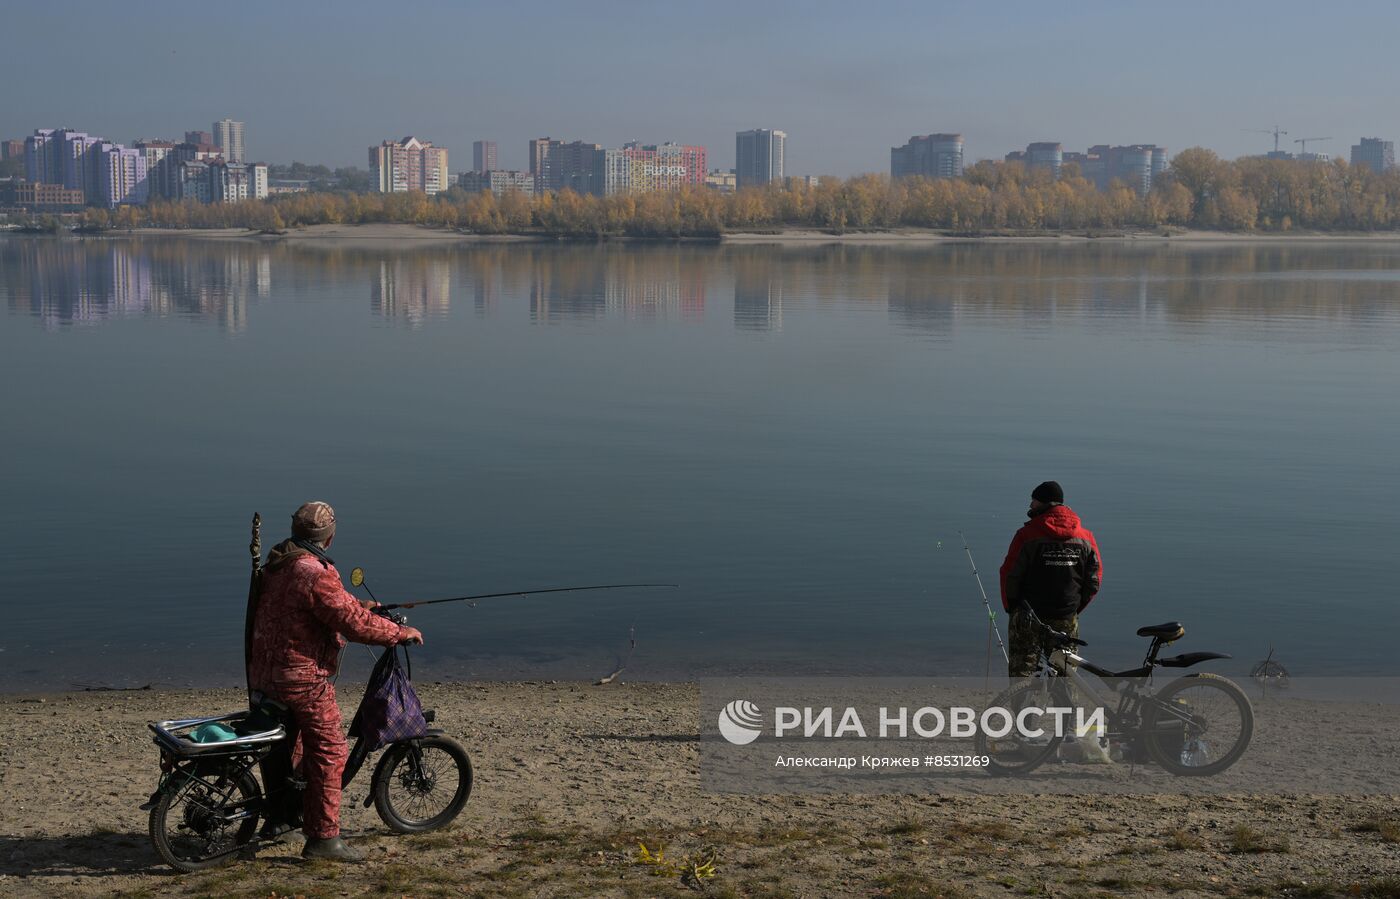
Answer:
[
  {"left": 1, "top": 683, "right": 1397, "bottom": 898},
  {"left": 107, "top": 223, "right": 545, "bottom": 248},
  {"left": 721, "top": 228, "right": 1400, "bottom": 245},
  {"left": 49, "top": 222, "right": 1400, "bottom": 247}
]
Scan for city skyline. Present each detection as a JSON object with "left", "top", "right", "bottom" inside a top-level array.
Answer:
[{"left": 7, "top": 2, "right": 1400, "bottom": 176}]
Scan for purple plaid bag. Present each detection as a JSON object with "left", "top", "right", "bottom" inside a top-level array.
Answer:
[{"left": 350, "top": 646, "right": 428, "bottom": 751}]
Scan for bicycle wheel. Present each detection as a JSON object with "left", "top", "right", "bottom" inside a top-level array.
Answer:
[
  {"left": 149, "top": 766, "right": 260, "bottom": 872},
  {"left": 372, "top": 734, "right": 472, "bottom": 833},
  {"left": 975, "top": 679, "right": 1068, "bottom": 776},
  {"left": 1143, "top": 673, "right": 1254, "bottom": 776}
]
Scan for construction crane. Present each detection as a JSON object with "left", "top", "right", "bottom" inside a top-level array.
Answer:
[
  {"left": 1293, "top": 136, "right": 1332, "bottom": 155},
  {"left": 1246, "top": 126, "right": 1288, "bottom": 154}
]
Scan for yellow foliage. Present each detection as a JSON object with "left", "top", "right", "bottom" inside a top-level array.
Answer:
[{"left": 59, "top": 149, "right": 1400, "bottom": 237}]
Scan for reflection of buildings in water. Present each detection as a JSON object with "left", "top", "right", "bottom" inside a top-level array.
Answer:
[
  {"left": 601, "top": 253, "right": 706, "bottom": 321},
  {"left": 472, "top": 270, "right": 498, "bottom": 315},
  {"left": 255, "top": 253, "right": 272, "bottom": 299},
  {"left": 680, "top": 275, "right": 705, "bottom": 322},
  {"left": 371, "top": 258, "right": 452, "bottom": 325},
  {"left": 147, "top": 250, "right": 261, "bottom": 333},
  {"left": 525, "top": 250, "right": 708, "bottom": 323},
  {"left": 886, "top": 277, "right": 955, "bottom": 336},
  {"left": 531, "top": 277, "right": 606, "bottom": 322},
  {"left": 109, "top": 246, "right": 154, "bottom": 315},
  {"left": 733, "top": 270, "right": 783, "bottom": 331},
  {"left": 603, "top": 274, "right": 706, "bottom": 321},
  {"left": 605, "top": 278, "right": 672, "bottom": 318},
  {"left": 529, "top": 256, "right": 606, "bottom": 323},
  {"left": 1, "top": 240, "right": 263, "bottom": 331}
]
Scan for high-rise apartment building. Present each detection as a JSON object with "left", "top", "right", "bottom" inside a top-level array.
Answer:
[
  {"left": 1351, "top": 137, "right": 1394, "bottom": 174},
  {"left": 185, "top": 130, "right": 214, "bottom": 146},
  {"left": 460, "top": 170, "right": 533, "bottom": 197},
  {"left": 168, "top": 160, "right": 264, "bottom": 204},
  {"left": 891, "top": 134, "right": 964, "bottom": 180},
  {"left": 369, "top": 136, "right": 450, "bottom": 195},
  {"left": 27, "top": 129, "right": 109, "bottom": 203},
  {"left": 177, "top": 160, "right": 211, "bottom": 203},
  {"left": 209, "top": 161, "right": 249, "bottom": 203},
  {"left": 473, "top": 140, "right": 498, "bottom": 173},
  {"left": 1, "top": 139, "right": 24, "bottom": 160},
  {"left": 165, "top": 140, "right": 223, "bottom": 199},
  {"left": 214, "top": 119, "right": 245, "bottom": 163},
  {"left": 249, "top": 162, "right": 268, "bottom": 200},
  {"left": 134, "top": 140, "right": 176, "bottom": 200},
  {"left": 529, "top": 138, "right": 604, "bottom": 194},
  {"left": 25, "top": 129, "right": 153, "bottom": 205},
  {"left": 735, "top": 129, "right": 785, "bottom": 188},
  {"left": 97, "top": 143, "right": 148, "bottom": 207},
  {"left": 1057, "top": 145, "right": 1166, "bottom": 194},
  {"left": 24, "top": 129, "right": 62, "bottom": 185},
  {"left": 63, "top": 132, "right": 106, "bottom": 201},
  {"left": 1085, "top": 144, "right": 1167, "bottom": 195},
  {"left": 528, "top": 138, "right": 554, "bottom": 192},
  {"left": 1007, "top": 144, "right": 1065, "bottom": 174},
  {"left": 600, "top": 142, "right": 707, "bottom": 196}
]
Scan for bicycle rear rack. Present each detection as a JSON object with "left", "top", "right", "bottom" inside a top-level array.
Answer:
[{"left": 149, "top": 712, "right": 285, "bottom": 759}]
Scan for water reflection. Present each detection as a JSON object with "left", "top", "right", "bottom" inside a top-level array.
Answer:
[
  {"left": 0, "top": 237, "right": 272, "bottom": 331},
  {"left": 4, "top": 238, "right": 1400, "bottom": 336},
  {"left": 4, "top": 235, "right": 1400, "bottom": 685},
  {"left": 371, "top": 258, "right": 451, "bottom": 326},
  {"left": 603, "top": 257, "right": 706, "bottom": 322},
  {"left": 868, "top": 244, "right": 1400, "bottom": 334},
  {"left": 523, "top": 248, "right": 709, "bottom": 323},
  {"left": 733, "top": 259, "right": 783, "bottom": 331},
  {"left": 529, "top": 250, "right": 605, "bottom": 322}
]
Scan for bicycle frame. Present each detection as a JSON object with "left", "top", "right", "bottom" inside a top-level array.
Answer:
[
  {"left": 981, "top": 609, "right": 1250, "bottom": 777},
  {"left": 1036, "top": 638, "right": 1217, "bottom": 742}
]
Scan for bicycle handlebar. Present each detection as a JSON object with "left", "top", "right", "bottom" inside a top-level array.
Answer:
[{"left": 371, "top": 607, "right": 419, "bottom": 643}]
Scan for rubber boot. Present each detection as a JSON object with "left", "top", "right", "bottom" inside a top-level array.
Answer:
[
  {"left": 301, "top": 836, "right": 365, "bottom": 863},
  {"left": 259, "top": 820, "right": 301, "bottom": 844}
]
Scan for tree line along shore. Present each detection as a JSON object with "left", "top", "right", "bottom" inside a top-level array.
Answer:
[{"left": 15, "top": 147, "right": 1400, "bottom": 239}]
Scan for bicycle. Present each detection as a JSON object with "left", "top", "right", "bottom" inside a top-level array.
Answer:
[
  {"left": 974, "top": 609, "right": 1254, "bottom": 777},
  {"left": 141, "top": 609, "right": 472, "bottom": 872}
]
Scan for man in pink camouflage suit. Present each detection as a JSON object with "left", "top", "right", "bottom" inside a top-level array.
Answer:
[{"left": 249, "top": 501, "right": 423, "bottom": 863}]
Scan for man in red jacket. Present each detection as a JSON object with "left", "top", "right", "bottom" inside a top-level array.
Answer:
[
  {"left": 249, "top": 501, "right": 423, "bottom": 863},
  {"left": 998, "top": 481, "right": 1102, "bottom": 677}
]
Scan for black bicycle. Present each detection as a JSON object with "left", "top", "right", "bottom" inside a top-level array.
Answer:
[
  {"left": 974, "top": 610, "right": 1254, "bottom": 777},
  {"left": 142, "top": 611, "right": 472, "bottom": 872}
]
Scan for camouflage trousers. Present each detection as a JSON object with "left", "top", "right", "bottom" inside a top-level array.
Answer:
[
  {"left": 259, "top": 678, "right": 348, "bottom": 839},
  {"left": 1007, "top": 609, "right": 1079, "bottom": 678}
]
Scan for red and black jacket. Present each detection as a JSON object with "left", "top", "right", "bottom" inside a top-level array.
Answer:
[{"left": 998, "top": 504, "right": 1102, "bottom": 619}]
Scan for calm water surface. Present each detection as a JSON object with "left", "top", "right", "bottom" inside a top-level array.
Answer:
[{"left": 2, "top": 236, "right": 1398, "bottom": 689}]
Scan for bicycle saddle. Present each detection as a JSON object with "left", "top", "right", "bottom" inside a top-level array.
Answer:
[{"left": 1137, "top": 622, "right": 1185, "bottom": 640}]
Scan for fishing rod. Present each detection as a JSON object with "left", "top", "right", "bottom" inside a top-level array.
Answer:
[
  {"left": 958, "top": 532, "right": 1010, "bottom": 666},
  {"left": 359, "top": 576, "right": 678, "bottom": 611}
]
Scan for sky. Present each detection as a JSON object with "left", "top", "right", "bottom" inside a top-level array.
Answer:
[{"left": 5, "top": 0, "right": 1400, "bottom": 176}]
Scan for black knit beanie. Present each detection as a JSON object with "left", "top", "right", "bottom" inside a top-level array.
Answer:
[{"left": 1031, "top": 481, "right": 1064, "bottom": 504}]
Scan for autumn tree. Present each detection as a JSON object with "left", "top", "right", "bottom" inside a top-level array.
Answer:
[{"left": 1168, "top": 148, "right": 1229, "bottom": 226}]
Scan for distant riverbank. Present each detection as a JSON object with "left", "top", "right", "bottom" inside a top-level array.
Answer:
[{"left": 27, "top": 222, "right": 1400, "bottom": 246}]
